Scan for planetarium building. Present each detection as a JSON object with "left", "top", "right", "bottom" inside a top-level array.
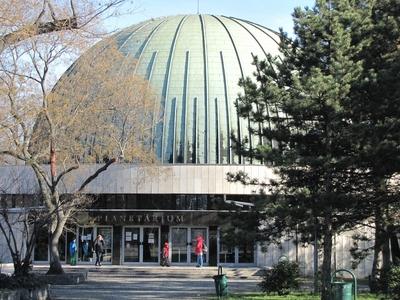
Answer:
[
  {"left": 0, "top": 14, "right": 278, "bottom": 266},
  {"left": 0, "top": 15, "right": 373, "bottom": 275},
  {"left": 0, "top": 14, "right": 376, "bottom": 274}
]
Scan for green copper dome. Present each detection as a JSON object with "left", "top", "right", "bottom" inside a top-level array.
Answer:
[{"left": 83, "top": 15, "right": 280, "bottom": 164}]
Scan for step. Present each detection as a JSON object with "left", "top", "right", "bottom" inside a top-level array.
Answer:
[{"left": 32, "top": 265, "right": 263, "bottom": 280}]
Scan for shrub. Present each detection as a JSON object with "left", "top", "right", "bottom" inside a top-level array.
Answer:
[
  {"left": 388, "top": 266, "right": 400, "bottom": 300},
  {"left": 259, "top": 260, "right": 300, "bottom": 295},
  {"left": 0, "top": 273, "right": 47, "bottom": 290}
]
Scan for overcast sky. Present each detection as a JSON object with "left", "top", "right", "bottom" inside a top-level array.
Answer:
[{"left": 106, "top": 0, "right": 316, "bottom": 35}]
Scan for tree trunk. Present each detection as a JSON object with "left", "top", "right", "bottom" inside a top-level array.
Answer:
[
  {"left": 321, "top": 218, "right": 333, "bottom": 300},
  {"left": 390, "top": 230, "right": 400, "bottom": 266},
  {"left": 370, "top": 207, "right": 391, "bottom": 293},
  {"left": 47, "top": 217, "right": 66, "bottom": 275},
  {"left": 381, "top": 234, "right": 391, "bottom": 293},
  {"left": 370, "top": 225, "right": 381, "bottom": 293},
  {"left": 371, "top": 207, "right": 383, "bottom": 292}
]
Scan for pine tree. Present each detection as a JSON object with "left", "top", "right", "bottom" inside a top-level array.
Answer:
[
  {"left": 346, "top": 0, "right": 400, "bottom": 292},
  {"left": 234, "top": 1, "right": 377, "bottom": 299}
]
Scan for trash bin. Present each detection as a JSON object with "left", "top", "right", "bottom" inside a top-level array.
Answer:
[
  {"left": 331, "top": 269, "right": 357, "bottom": 300},
  {"left": 331, "top": 281, "right": 353, "bottom": 300},
  {"left": 213, "top": 266, "right": 228, "bottom": 297}
]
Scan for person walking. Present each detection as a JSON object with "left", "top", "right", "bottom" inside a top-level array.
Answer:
[
  {"left": 195, "top": 235, "right": 204, "bottom": 267},
  {"left": 161, "top": 241, "right": 170, "bottom": 267},
  {"left": 94, "top": 234, "right": 104, "bottom": 266}
]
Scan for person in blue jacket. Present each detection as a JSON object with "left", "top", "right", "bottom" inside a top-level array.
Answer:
[{"left": 69, "top": 239, "right": 77, "bottom": 265}]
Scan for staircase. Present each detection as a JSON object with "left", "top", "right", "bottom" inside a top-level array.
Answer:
[{"left": 33, "top": 265, "right": 263, "bottom": 280}]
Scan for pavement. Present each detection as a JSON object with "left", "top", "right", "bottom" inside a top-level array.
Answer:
[
  {"left": 1, "top": 264, "right": 369, "bottom": 299},
  {"left": 50, "top": 277, "right": 259, "bottom": 299}
]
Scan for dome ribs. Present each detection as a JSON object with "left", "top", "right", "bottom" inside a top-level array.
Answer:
[
  {"left": 132, "top": 19, "right": 167, "bottom": 73},
  {"left": 118, "top": 20, "right": 153, "bottom": 53},
  {"left": 161, "top": 16, "right": 188, "bottom": 163},
  {"left": 179, "top": 50, "right": 190, "bottom": 163},
  {"left": 230, "top": 17, "right": 281, "bottom": 47},
  {"left": 223, "top": 16, "right": 270, "bottom": 154},
  {"left": 66, "top": 15, "right": 281, "bottom": 166},
  {"left": 199, "top": 14, "right": 209, "bottom": 164},
  {"left": 219, "top": 51, "right": 232, "bottom": 164},
  {"left": 211, "top": 15, "right": 245, "bottom": 164}
]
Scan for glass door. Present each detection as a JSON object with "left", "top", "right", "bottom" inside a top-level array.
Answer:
[
  {"left": 143, "top": 227, "right": 159, "bottom": 263},
  {"left": 34, "top": 228, "right": 49, "bottom": 261},
  {"left": 97, "top": 227, "right": 112, "bottom": 263},
  {"left": 190, "top": 228, "right": 208, "bottom": 264},
  {"left": 124, "top": 227, "right": 140, "bottom": 262},
  {"left": 171, "top": 227, "right": 188, "bottom": 263},
  {"left": 78, "top": 227, "right": 94, "bottom": 262}
]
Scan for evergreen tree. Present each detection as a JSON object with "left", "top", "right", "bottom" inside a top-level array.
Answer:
[
  {"left": 346, "top": 0, "right": 400, "bottom": 292},
  {"left": 234, "top": 1, "right": 377, "bottom": 299}
]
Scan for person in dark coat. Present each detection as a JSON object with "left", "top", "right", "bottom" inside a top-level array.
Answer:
[{"left": 94, "top": 234, "right": 104, "bottom": 266}]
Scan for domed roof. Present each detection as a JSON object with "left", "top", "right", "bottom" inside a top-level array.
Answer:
[{"left": 80, "top": 14, "right": 280, "bottom": 164}]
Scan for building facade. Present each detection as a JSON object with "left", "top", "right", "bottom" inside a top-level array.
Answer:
[{"left": 46, "top": 14, "right": 280, "bottom": 266}]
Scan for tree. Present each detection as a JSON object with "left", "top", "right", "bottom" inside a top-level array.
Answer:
[
  {"left": 344, "top": 0, "right": 400, "bottom": 291},
  {"left": 233, "top": 1, "right": 375, "bottom": 299},
  {"left": 0, "top": 15, "right": 157, "bottom": 275},
  {"left": 0, "top": 0, "right": 128, "bottom": 52},
  {"left": 0, "top": 169, "right": 47, "bottom": 276}
]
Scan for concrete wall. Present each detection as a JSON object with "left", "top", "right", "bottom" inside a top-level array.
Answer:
[
  {"left": 256, "top": 227, "right": 374, "bottom": 278},
  {"left": 0, "top": 164, "right": 276, "bottom": 195}
]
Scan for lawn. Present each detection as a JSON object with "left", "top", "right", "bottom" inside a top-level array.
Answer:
[{"left": 210, "top": 292, "right": 382, "bottom": 300}]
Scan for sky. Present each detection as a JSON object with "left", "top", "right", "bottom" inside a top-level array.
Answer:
[{"left": 106, "top": 0, "right": 316, "bottom": 35}]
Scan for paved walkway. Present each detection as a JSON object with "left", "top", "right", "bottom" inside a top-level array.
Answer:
[
  {"left": 49, "top": 266, "right": 261, "bottom": 300},
  {"left": 50, "top": 277, "right": 259, "bottom": 299}
]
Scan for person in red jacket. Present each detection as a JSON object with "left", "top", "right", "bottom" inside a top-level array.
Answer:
[
  {"left": 161, "top": 241, "right": 170, "bottom": 267},
  {"left": 195, "top": 235, "right": 204, "bottom": 267}
]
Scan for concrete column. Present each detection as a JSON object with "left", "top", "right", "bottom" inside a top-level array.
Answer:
[
  {"left": 209, "top": 226, "right": 218, "bottom": 266},
  {"left": 112, "top": 226, "right": 122, "bottom": 265}
]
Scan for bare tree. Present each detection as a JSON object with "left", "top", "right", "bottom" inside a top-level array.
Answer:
[
  {"left": 0, "top": 168, "right": 100, "bottom": 276},
  {"left": 0, "top": 0, "right": 131, "bottom": 52},
  {"left": 0, "top": 197, "right": 47, "bottom": 276},
  {"left": 0, "top": 18, "right": 157, "bottom": 274},
  {"left": 0, "top": 168, "right": 46, "bottom": 276}
]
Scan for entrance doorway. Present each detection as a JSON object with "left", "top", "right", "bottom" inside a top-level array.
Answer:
[
  {"left": 170, "top": 227, "right": 208, "bottom": 265},
  {"left": 77, "top": 226, "right": 113, "bottom": 264},
  {"left": 123, "top": 226, "right": 160, "bottom": 263}
]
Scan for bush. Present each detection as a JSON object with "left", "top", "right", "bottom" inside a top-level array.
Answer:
[
  {"left": 388, "top": 266, "right": 400, "bottom": 300},
  {"left": 259, "top": 260, "right": 300, "bottom": 295},
  {"left": 0, "top": 273, "right": 47, "bottom": 290}
]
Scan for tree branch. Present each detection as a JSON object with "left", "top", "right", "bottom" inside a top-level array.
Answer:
[
  {"left": 78, "top": 158, "right": 116, "bottom": 192},
  {"left": 1, "top": 17, "right": 78, "bottom": 50},
  {"left": 54, "top": 165, "right": 79, "bottom": 187}
]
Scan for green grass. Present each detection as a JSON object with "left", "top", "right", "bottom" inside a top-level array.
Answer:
[{"left": 209, "top": 292, "right": 383, "bottom": 300}]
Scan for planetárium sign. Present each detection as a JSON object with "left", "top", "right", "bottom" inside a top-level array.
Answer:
[
  {"left": 93, "top": 213, "right": 184, "bottom": 225},
  {"left": 76, "top": 210, "right": 220, "bottom": 226}
]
